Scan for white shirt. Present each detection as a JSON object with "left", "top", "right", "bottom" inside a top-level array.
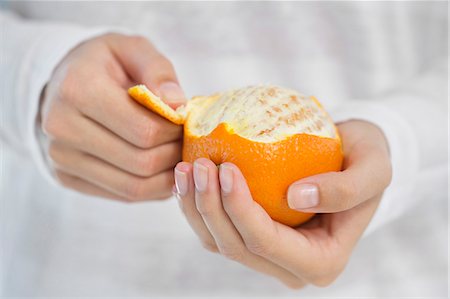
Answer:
[{"left": 1, "top": 2, "right": 447, "bottom": 297}]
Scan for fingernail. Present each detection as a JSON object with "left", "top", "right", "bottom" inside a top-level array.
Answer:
[
  {"left": 219, "top": 164, "right": 233, "bottom": 193},
  {"left": 159, "top": 81, "right": 185, "bottom": 103},
  {"left": 174, "top": 169, "right": 188, "bottom": 196},
  {"left": 172, "top": 184, "right": 177, "bottom": 196},
  {"left": 193, "top": 162, "right": 208, "bottom": 192},
  {"left": 287, "top": 184, "right": 319, "bottom": 210},
  {"left": 172, "top": 183, "right": 181, "bottom": 201},
  {"left": 172, "top": 183, "right": 182, "bottom": 206}
]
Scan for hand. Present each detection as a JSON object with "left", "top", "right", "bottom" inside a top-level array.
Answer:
[
  {"left": 41, "top": 33, "right": 185, "bottom": 201},
  {"left": 174, "top": 120, "right": 392, "bottom": 288}
]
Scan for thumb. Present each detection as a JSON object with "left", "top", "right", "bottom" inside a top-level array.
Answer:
[
  {"left": 287, "top": 125, "right": 392, "bottom": 213},
  {"left": 106, "top": 34, "right": 186, "bottom": 107}
]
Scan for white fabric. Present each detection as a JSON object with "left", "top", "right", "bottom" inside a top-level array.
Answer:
[{"left": 0, "top": 2, "right": 447, "bottom": 297}]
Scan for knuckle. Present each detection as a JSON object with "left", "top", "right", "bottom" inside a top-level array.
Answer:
[
  {"left": 221, "top": 200, "right": 241, "bottom": 219},
  {"left": 54, "top": 170, "right": 70, "bottom": 186},
  {"left": 245, "top": 237, "right": 275, "bottom": 257},
  {"left": 243, "top": 226, "right": 278, "bottom": 257},
  {"left": 47, "top": 142, "right": 63, "bottom": 165},
  {"left": 59, "top": 68, "right": 80, "bottom": 105},
  {"left": 123, "top": 179, "right": 147, "bottom": 202},
  {"left": 153, "top": 54, "right": 174, "bottom": 71},
  {"left": 341, "top": 181, "right": 357, "bottom": 199},
  {"left": 134, "top": 121, "right": 159, "bottom": 149},
  {"left": 158, "top": 171, "right": 175, "bottom": 198},
  {"left": 195, "top": 201, "right": 214, "bottom": 219},
  {"left": 151, "top": 56, "right": 175, "bottom": 83},
  {"left": 158, "top": 188, "right": 173, "bottom": 200},
  {"left": 54, "top": 171, "right": 79, "bottom": 194},
  {"left": 87, "top": 73, "right": 106, "bottom": 89},
  {"left": 128, "top": 35, "right": 150, "bottom": 48},
  {"left": 336, "top": 179, "right": 359, "bottom": 209},
  {"left": 101, "top": 32, "right": 122, "bottom": 42},
  {"left": 133, "top": 150, "right": 156, "bottom": 176},
  {"left": 219, "top": 245, "right": 245, "bottom": 262},
  {"left": 201, "top": 241, "right": 218, "bottom": 253},
  {"left": 41, "top": 113, "right": 60, "bottom": 138}
]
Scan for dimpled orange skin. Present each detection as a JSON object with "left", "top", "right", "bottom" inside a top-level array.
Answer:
[
  {"left": 128, "top": 84, "right": 344, "bottom": 227},
  {"left": 183, "top": 123, "right": 343, "bottom": 227}
]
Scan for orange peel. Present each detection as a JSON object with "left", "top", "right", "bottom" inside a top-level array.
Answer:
[{"left": 128, "top": 84, "right": 343, "bottom": 227}]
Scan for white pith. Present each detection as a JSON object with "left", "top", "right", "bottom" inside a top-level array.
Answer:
[{"left": 185, "top": 85, "right": 337, "bottom": 142}]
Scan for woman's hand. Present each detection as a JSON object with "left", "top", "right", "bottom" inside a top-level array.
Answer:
[
  {"left": 173, "top": 120, "right": 392, "bottom": 288},
  {"left": 41, "top": 33, "right": 185, "bottom": 201}
]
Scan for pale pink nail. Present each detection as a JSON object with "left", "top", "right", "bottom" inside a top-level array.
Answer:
[
  {"left": 159, "top": 81, "right": 185, "bottom": 103},
  {"left": 219, "top": 164, "right": 234, "bottom": 193},
  {"left": 174, "top": 169, "right": 188, "bottom": 196},
  {"left": 287, "top": 183, "right": 319, "bottom": 210},
  {"left": 193, "top": 162, "right": 208, "bottom": 192}
]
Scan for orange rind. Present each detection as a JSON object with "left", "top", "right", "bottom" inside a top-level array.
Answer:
[{"left": 128, "top": 84, "right": 343, "bottom": 227}]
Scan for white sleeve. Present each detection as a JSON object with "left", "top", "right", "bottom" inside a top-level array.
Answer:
[
  {"left": 0, "top": 10, "right": 122, "bottom": 185},
  {"left": 330, "top": 59, "right": 447, "bottom": 235}
]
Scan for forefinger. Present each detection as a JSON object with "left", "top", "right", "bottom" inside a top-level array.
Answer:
[
  {"left": 219, "top": 163, "right": 319, "bottom": 280},
  {"left": 78, "top": 80, "right": 182, "bottom": 149}
]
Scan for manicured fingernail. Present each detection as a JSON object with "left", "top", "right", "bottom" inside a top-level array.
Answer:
[
  {"left": 193, "top": 162, "right": 208, "bottom": 192},
  {"left": 219, "top": 164, "right": 233, "bottom": 193},
  {"left": 172, "top": 183, "right": 182, "bottom": 207},
  {"left": 287, "top": 184, "right": 319, "bottom": 210},
  {"left": 159, "top": 81, "right": 185, "bottom": 103},
  {"left": 174, "top": 169, "right": 188, "bottom": 196},
  {"left": 172, "top": 184, "right": 177, "bottom": 195},
  {"left": 172, "top": 183, "right": 182, "bottom": 202}
]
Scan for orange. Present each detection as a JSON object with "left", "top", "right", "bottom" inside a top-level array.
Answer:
[{"left": 128, "top": 84, "right": 343, "bottom": 227}]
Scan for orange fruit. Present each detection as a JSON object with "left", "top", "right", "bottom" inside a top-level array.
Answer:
[{"left": 128, "top": 84, "right": 343, "bottom": 227}]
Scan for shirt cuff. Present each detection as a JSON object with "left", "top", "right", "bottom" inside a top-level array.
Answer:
[{"left": 329, "top": 100, "right": 420, "bottom": 236}]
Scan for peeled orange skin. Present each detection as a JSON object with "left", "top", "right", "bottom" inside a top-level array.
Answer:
[
  {"left": 183, "top": 123, "right": 342, "bottom": 227},
  {"left": 128, "top": 84, "right": 343, "bottom": 227}
]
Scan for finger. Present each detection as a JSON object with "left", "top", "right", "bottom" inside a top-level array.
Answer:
[
  {"left": 55, "top": 170, "right": 125, "bottom": 201},
  {"left": 106, "top": 34, "right": 186, "bottom": 106},
  {"left": 77, "top": 80, "right": 183, "bottom": 149},
  {"left": 220, "top": 163, "right": 320, "bottom": 282},
  {"left": 174, "top": 162, "right": 218, "bottom": 252},
  {"left": 57, "top": 112, "right": 181, "bottom": 176},
  {"left": 193, "top": 158, "right": 306, "bottom": 289},
  {"left": 287, "top": 135, "right": 392, "bottom": 213},
  {"left": 49, "top": 142, "right": 174, "bottom": 201}
]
